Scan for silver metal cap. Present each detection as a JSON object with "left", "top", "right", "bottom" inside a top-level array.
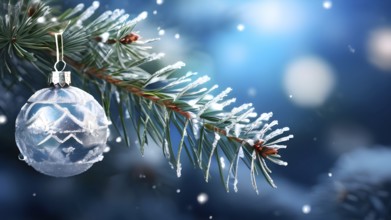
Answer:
[{"left": 49, "top": 71, "right": 71, "bottom": 87}]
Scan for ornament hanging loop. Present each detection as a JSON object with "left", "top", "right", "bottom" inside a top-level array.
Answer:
[
  {"left": 50, "top": 32, "right": 71, "bottom": 87},
  {"left": 54, "top": 32, "right": 66, "bottom": 72}
]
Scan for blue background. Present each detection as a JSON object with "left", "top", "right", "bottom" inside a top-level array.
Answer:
[{"left": 1, "top": 0, "right": 391, "bottom": 219}]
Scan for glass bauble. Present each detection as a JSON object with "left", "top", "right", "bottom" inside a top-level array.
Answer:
[{"left": 15, "top": 86, "right": 108, "bottom": 177}]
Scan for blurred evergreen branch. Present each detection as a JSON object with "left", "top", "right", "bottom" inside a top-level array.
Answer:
[{"left": 0, "top": 0, "right": 293, "bottom": 193}]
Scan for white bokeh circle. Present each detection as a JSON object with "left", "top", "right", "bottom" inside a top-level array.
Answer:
[
  {"left": 367, "top": 27, "right": 391, "bottom": 71},
  {"left": 283, "top": 56, "right": 336, "bottom": 107}
]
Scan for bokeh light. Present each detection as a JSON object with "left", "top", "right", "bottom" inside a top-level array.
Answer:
[
  {"left": 283, "top": 56, "right": 336, "bottom": 107},
  {"left": 197, "top": 193, "right": 209, "bottom": 205},
  {"left": 241, "top": 1, "right": 305, "bottom": 34},
  {"left": 302, "top": 204, "right": 311, "bottom": 214},
  {"left": 367, "top": 27, "right": 391, "bottom": 71},
  {"left": 0, "top": 115, "right": 7, "bottom": 124},
  {"left": 247, "top": 87, "right": 257, "bottom": 97},
  {"left": 322, "top": 1, "right": 333, "bottom": 10},
  {"left": 237, "top": 24, "right": 245, "bottom": 32}
]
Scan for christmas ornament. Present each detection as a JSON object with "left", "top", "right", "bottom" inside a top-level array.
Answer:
[{"left": 15, "top": 32, "right": 109, "bottom": 177}]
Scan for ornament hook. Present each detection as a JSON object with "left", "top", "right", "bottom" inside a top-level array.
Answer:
[
  {"left": 54, "top": 32, "right": 66, "bottom": 72},
  {"left": 49, "top": 31, "right": 71, "bottom": 87}
]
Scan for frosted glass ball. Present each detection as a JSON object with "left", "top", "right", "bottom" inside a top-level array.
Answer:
[{"left": 15, "top": 86, "right": 108, "bottom": 177}]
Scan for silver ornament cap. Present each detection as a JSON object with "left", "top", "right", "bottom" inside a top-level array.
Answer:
[{"left": 49, "top": 71, "right": 71, "bottom": 87}]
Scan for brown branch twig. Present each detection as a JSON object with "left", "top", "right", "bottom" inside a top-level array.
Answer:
[
  {"left": 64, "top": 56, "right": 191, "bottom": 119},
  {"left": 94, "top": 33, "right": 140, "bottom": 45},
  {"left": 204, "top": 123, "right": 279, "bottom": 158}
]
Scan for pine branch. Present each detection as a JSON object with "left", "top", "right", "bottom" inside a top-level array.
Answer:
[{"left": 0, "top": 0, "right": 294, "bottom": 193}]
